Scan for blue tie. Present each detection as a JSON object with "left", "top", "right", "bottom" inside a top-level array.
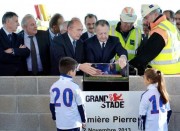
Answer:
[
  {"left": 73, "top": 40, "right": 76, "bottom": 52},
  {"left": 8, "top": 34, "right": 12, "bottom": 42}
]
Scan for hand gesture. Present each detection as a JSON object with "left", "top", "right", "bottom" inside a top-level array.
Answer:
[
  {"left": 79, "top": 63, "right": 102, "bottom": 76},
  {"left": 4, "top": 48, "right": 13, "bottom": 54},
  {"left": 19, "top": 44, "right": 27, "bottom": 48},
  {"left": 82, "top": 123, "right": 86, "bottom": 129},
  {"left": 117, "top": 55, "right": 127, "bottom": 69}
]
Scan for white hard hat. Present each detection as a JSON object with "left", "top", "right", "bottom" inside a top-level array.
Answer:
[
  {"left": 120, "top": 7, "right": 137, "bottom": 23},
  {"left": 141, "top": 4, "right": 160, "bottom": 18}
]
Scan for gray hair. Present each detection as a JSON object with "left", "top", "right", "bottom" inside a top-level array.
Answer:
[
  {"left": 21, "top": 14, "right": 35, "bottom": 27},
  {"left": 95, "top": 19, "right": 110, "bottom": 29}
]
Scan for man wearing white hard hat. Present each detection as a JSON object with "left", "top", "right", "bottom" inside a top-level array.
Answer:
[
  {"left": 110, "top": 7, "right": 142, "bottom": 61},
  {"left": 129, "top": 4, "right": 180, "bottom": 75}
]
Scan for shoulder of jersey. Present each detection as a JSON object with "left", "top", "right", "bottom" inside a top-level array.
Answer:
[
  {"left": 143, "top": 88, "right": 158, "bottom": 97},
  {"left": 50, "top": 80, "right": 62, "bottom": 89},
  {"left": 142, "top": 89, "right": 152, "bottom": 97},
  {"left": 50, "top": 80, "right": 80, "bottom": 90},
  {"left": 71, "top": 81, "right": 79, "bottom": 88}
]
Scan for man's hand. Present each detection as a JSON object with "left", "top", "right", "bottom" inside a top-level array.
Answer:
[
  {"left": 4, "top": 48, "right": 13, "bottom": 54},
  {"left": 79, "top": 63, "right": 102, "bottom": 76},
  {"left": 19, "top": 44, "right": 26, "bottom": 48},
  {"left": 117, "top": 55, "right": 127, "bottom": 69},
  {"left": 82, "top": 123, "right": 86, "bottom": 129}
]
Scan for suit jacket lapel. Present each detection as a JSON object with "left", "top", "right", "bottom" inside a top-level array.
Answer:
[
  {"left": 0, "top": 28, "right": 11, "bottom": 47},
  {"left": 75, "top": 40, "right": 81, "bottom": 52},
  {"left": 104, "top": 37, "right": 111, "bottom": 53},
  {"left": 64, "top": 33, "right": 75, "bottom": 57},
  {"left": 102, "top": 37, "right": 111, "bottom": 62},
  {"left": 35, "top": 31, "right": 43, "bottom": 58},
  {"left": 103, "top": 38, "right": 112, "bottom": 61},
  {"left": 11, "top": 33, "right": 16, "bottom": 48},
  {"left": 85, "top": 32, "right": 89, "bottom": 39},
  {"left": 94, "top": 36, "right": 103, "bottom": 61},
  {"left": 19, "top": 31, "right": 25, "bottom": 46}
]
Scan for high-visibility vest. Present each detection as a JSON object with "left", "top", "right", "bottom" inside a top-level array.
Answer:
[
  {"left": 149, "top": 20, "right": 180, "bottom": 74},
  {"left": 110, "top": 25, "right": 142, "bottom": 60},
  {"left": 178, "top": 29, "right": 180, "bottom": 41}
]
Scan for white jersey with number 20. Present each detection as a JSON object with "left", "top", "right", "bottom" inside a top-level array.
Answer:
[{"left": 50, "top": 75, "right": 84, "bottom": 129}]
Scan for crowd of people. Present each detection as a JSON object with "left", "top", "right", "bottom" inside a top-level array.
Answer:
[
  {"left": 0, "top": 4, "right": 180, "bottom": 76},
  {"left": 0, "top": 4, "right": 178, "bottom": 131}
]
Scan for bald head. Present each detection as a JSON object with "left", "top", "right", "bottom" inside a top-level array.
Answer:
[{"left": 67, "top": 18, "right": 83, "bottom": 40}]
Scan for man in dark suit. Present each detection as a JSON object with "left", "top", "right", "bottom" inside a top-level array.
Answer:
[
  {"left": 47, "top": 13, "right": 64, "bottom": 45},
  {"left": 51, "top": 18, "right": 100, "bottom": 75},
  {"left": 85, "top": 19, "right": 127, "bottom": 68},
  {"left": 18, "top": 14, "right": 50, "bottom": 75},
  {"left": 80, "top": 14, "right": 97, "bottom": 42},
  {"left": 0, "top": 12, "right": 30, "bottom": 76}
]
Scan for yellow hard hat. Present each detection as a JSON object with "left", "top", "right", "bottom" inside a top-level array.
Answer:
[
  {"left": 141, "top": 4, "right": 160, "bottom": 18},
  {"left": 120, "top": 7, "right": 137, "bottom": 23}
]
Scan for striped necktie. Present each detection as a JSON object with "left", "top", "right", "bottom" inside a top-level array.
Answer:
[{"left": 28, "top": 36, "right": 38, "bottom": 75}]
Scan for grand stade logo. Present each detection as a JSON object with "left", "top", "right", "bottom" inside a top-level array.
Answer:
[{"left": 85, "top": 93, "right": 124, "bottom": 108}]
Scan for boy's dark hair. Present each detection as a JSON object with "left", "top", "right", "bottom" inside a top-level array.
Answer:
[
  {"left": 2, "top": 12, "right": 18, "bottom": 24},
  {"left": 59, "top": 57, "right": 78, "bottom": 74}
]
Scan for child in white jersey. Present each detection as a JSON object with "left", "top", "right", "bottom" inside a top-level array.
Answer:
[
  {"left": 138, "top": 68, "right": 172, "bottom": 131},
  {"left": 50, "top": 57, "right": 86, "bottom": 131}
]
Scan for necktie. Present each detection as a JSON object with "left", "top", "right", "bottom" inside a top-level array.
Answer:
[
  {"left": 102, "top": 43, "right": 105, "bottom": 57},
  {"left": 8, "top": 34, "right": 12, "bottom": 41},
  {"left": 102, "top": 43, "right": 105, "bottom": 50},
  {"left": 28, "top": 36, "right": 38, "bottom": 75},
  {"left": 8, "top": 34, "right": 12, "bottom": 46},
  {"left": 90, "top": 34, "right": 94, "bottom": 38},
  {"left": 73, "top": 40, "right": 76, "bottom": 53}
]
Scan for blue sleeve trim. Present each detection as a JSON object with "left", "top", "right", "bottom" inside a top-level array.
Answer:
[
  {"left": 138, "top": 115, "right": 146, "bottom": 130},
  {"left": 49, "top": 103, "right": 56, "bottom": 120},
  {"left": 167, "top": 110, "right": 172, "bottom": 124},
  {"left": 78, "top": 105, "right": 86, "bottom": 123}
]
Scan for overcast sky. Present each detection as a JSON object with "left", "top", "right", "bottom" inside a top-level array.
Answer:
[{"left": 0, "top": 0, "right": 179, "bottom": 28}]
